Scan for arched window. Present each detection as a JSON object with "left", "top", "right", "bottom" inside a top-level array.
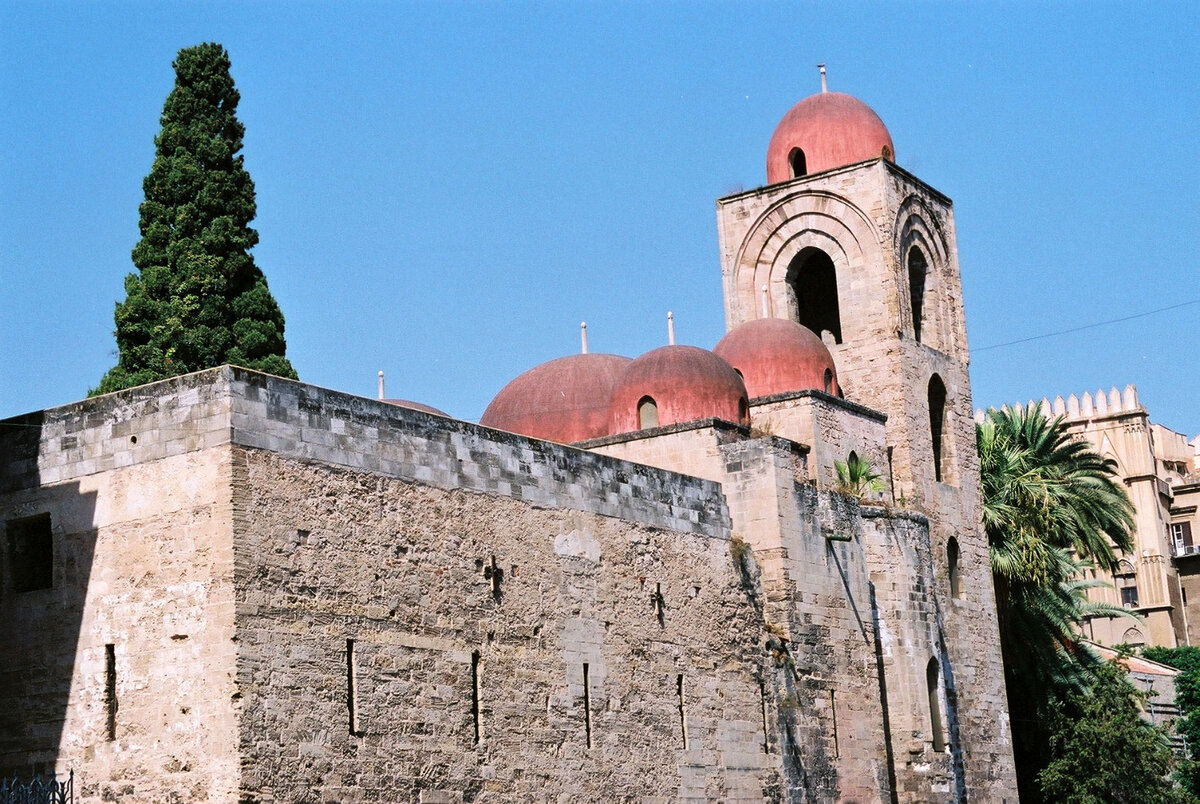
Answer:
[
  {"left": 928, "top": 375, "right": 948, "bottom": 482},
  {"left": 638, "top": 396, "right": 659, "bottom": 430},
  {"left": 738, "top": 397, "right": 749, "bottom": 426},
  {"left": 823, "top": 369, "right": 833, "bottom": 394},
  {"left": 908, "top": 247, "right": 928, "bottom": 342},
  {"left": 947, "top": 537, "right": 962, "bottom": 600},
  {"left": 927, "top": 658, "right": 945, "bottom": 752},
  {"left": 789, "top": 148, "right": 807, "bottom": 178},
  {"left": 787, "top": 249, "right": 841, "bottom": 344},
  {"left": 1122, "top": 627, "right": 1145, "bottom": 648}
]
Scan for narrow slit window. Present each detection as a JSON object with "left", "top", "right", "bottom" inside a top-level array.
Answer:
[
  {"left": 347, "top": 639, "right": 359, "bottom": 735},
  {"left": 105, "top": 644, "right": 117, "bottom": 741},
  {"left": 677, "top": 674, "right": 689, "bottom": 749},
  {"left": 829, "top": 689, "right": 839, "bottom": 758},
  {"left": 908, "top": 247, "right": 928, "bottom": 342},
  {"left": 823, "top": 369, "right": 833, "bottom": 394},
  {"left": 582, "top": 663, "right": 593, "bottom": 749},
  {"left": 759, "top": 679, "right": 771, "bottom": 754},
  {"left": 947, "top": 537, "right": 963, "bottom": 600},
  {"left": 928, "top": 375, "right": 948, "bottom": 482},
  {"left": 927, "top": 658, "right": 945, "bottom": 752},
  {"left": 471, "top": 650, "right": 482, "bottom": 745}
]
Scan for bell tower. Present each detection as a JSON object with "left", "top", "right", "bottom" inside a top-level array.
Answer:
[
  {"left": 715, "top": 74, "right": 1015, "bottom": 800},
  {"left": 717, "top": 84, "right": 971, "bottom": 518}
]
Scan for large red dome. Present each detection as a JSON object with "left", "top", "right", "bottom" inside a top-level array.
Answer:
[
  {"left": 766, "top": 91, "right": 894, "bottom": 184},
  {"left": 714, "top": 318, "right": 839, "bottom": 398},
  {"left": 608, "top": 346, "right": 749, "bottom": 436},
  {"left": 480, "top": 353, "right": 631, "bottom": 443}
]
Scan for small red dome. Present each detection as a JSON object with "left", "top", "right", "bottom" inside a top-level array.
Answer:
[
  {"left": 383, "top": 399, "right": 449, "bottom": 417},
  {"left": 766, "top": 91, "right": 894, "bottom": 184},
  {"left": 714, "top": 318, "right": 839, "bottom": 398},
  {"left": 608, "top": 346, "right": 749, "bottom": 436},
  {"left": 480, "top": 353, "right": 632, "bottom": 443}
]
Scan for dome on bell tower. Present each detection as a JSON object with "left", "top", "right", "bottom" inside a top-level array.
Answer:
[{"left": 766, "top": 81, "right": 894, "bottom": 184}]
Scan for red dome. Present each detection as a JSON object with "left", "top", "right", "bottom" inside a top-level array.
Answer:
[
  {"left": 766, "top": 91, "right": 894, "bottom": 184},
  {"left": 714, "top": 318, "right": 839, "bottom": 398},
  {"left": 608, "top": 346, "right": 749, "bottom": 436},
  {"left": 383, "top": 399, "right": 449, "bottom": 417},
  {"left": 480, "top": 353, "right": 632, "bottom": 443}
]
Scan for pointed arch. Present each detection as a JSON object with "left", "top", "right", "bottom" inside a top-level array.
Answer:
[{"left": 928, "top": 374, "right": 948, "bottom": 482}]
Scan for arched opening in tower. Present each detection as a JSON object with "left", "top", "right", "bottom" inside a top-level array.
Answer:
[
  {"left": 788, "top": 147, "right": 807, "bottom": 178},
  {"left": 927, "top": 657, "right": 945, "bottom": 752},
  {"left": 908, "top": 247, "right": 928, "bottom": 342},
  {"left": 786, "top": 248, "right": 842, "bottom": 344},
  {"left": 928, "top": 374, "right": 947, "bottom": 482}
]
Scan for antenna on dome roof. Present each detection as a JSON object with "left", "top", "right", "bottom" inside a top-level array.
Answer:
[
  {"left": 667, "top": 311, "right": 676, "bottom": 346},
  {"left": 818, "top": 64, "right": 827, "bottom": 93},
  {"left": 761, "top": 284, "right": 771, "bottom": 317},
  {"left": 378, "top": 370, "right": 385, "bottom": 401},
  {"left": 580, "top": 321, "right": 589, "bottom": 354}
]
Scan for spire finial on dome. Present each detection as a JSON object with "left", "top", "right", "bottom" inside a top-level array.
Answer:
[
  {"left": 818, "top": 63, "right": 827, "bottom": 93},
  {"left": 580, "top": 321, "right": 589, "bottom": 355},
  {"left": 378, "top": 370, "right": 385, "bottom": 400},
  {"left": 760, "top": 284, "right": 771, "bottom": 317},
  {"left": 667, "top": 311, "right": 675, "bottom": 346}
]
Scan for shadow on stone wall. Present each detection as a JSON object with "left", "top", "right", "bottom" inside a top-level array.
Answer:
[{"left": 1, "top": 410, "right": 100, "bottom": 777}]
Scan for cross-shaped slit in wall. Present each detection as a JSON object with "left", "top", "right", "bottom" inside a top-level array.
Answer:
[{"left": 652, "top": 582, "right": 665, "bottom": 627}]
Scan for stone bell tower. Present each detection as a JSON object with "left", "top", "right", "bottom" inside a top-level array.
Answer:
[{"left": 715, "top": 71, "right": 1016, "bottom": 800}]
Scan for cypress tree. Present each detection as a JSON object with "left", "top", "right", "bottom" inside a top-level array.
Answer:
[{"left": 94, "top": 43, "right": 296, "bottom": 395}]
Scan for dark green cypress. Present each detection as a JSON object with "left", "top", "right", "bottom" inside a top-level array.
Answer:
[{"left": 94, "top": 43, "right": 296, "bottom": 395}]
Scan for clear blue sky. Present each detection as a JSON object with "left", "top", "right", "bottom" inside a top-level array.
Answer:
[{"left": 2, "top": 2, "right": 1197, "bottom": 435}]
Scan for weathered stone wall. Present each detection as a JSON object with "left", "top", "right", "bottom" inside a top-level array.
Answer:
[
  {"left": 749, "top": 390, "right": 889, "bottom": 497},
  {"left": 718, "top": 436, "right": 893, "bottom": 802},
  {"left": 715, "top": 161, "right": 1017, "bottom": 800},
  {"left": 231, "top": 446, "right": 779, "bottom": 803},
  {"left": 1, "top": 371, "right": 242, "bottom": 801},
  {"left": 582, "top": 418, "right": 764, "bottom": 485}
]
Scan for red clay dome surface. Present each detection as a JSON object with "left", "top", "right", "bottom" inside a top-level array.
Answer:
[
  {"left": 480, "top": 353, "right": 632, "bottom": 444},
  {"left": 608, "top": 345, "right": 749, "bottom": 436},
  {"left": 382, "top": 399, "right": 449, "bottom": 417},
  {"left": 714, "top": 318, "right": 840, "bottom": 398},
  {"left": 766, "top": 91, "right": 894, "bottom": 184}
]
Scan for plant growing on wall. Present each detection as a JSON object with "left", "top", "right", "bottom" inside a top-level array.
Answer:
[
  {"left": 833, "top": 453, "right": 884, "bottom": 501},
  {"left": 93, "top": 43, "right": 296, "bottom": 395}
]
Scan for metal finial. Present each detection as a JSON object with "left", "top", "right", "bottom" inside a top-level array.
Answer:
[
  {"left": 760, "top": 284, "right": 770, "bottom": 317},
  {"left": 377, "top": 370, "right": 385, "bottom": 401},
  {"left": 580, "top": 322, "right": 589, "bottom": 354},
  {"left": 818, "top": 64, "right": 827, "bottom": 93},
  {"left": 667, "top": 311, "right": 675, "bottom": 346}
]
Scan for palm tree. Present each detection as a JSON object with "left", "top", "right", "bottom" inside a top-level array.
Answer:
[{"left": 978, "top": 404, "right": 1137, "bottom": 801}]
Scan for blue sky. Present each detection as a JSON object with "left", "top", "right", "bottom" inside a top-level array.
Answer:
[{"left": 2, "top": 2, "right": 1197, "bottom": 434}]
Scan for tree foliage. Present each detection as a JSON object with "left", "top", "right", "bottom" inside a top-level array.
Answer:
[
  {"left": 1144, "top": 646, "right": 1200, "bottom": 795},
  {"left": 978, "top": 405, "right": 1140, "bottom": 800},
  {"left": 1038, "top": 659, "right": 1190, "bottom": 804},
  {"left": 94, "top": 43, "right": 296, "bottom": 395}
]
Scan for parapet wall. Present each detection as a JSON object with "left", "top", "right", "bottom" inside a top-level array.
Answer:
[{"left": 1, "top": 367, "right": 731, "bottom": 540}]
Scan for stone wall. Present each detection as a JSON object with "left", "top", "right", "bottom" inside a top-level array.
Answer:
[
  {"left": 749, "top": 390, "right": 889, "bottom": 497},
  {"left": 231, "top": 446, "right": 779, "bottom": 802}
]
